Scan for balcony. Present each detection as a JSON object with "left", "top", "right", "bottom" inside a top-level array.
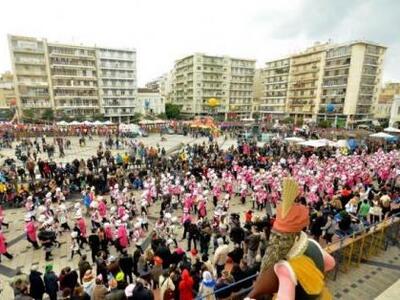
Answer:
[
  {"left": 101, "top": 86, "right": 135, "bottom": 90},
  {"left": 49, "top": 51, "right": 96, "bottom": 60},
  {"left": 21, "top": 102, "right": 52, "bottom": 108},
  {"left": 52, "top": 74, "right": 97, "bottom": 80},
  {"left": 13, "top": 47, "right": 44, "bottom": 54},
  {"left": 100, "top": 56, "right": 134, "bottom": 62},
  {"left": 18, "top": 81, "right": 48, "bottom": 87},
  {"left": 100, "top": 64, "right": 135, "bottom": 71},
  {"left": 51, "top": 63, "right": 96, "bottom": 69},
  {"left": 54, "top": 95, "right": 98, "bottom": 99},
  {"left": 17, "top": 71, "right": 47, "bottom": 76},
  {"left": 20, "top": 93, "right": 49, "bottom": 98},
  {"left": 53, "top": 85, "right": 97, "bottom": 89},
  {"left": 15, "top": 59, "right": 45, "bottom": 65}
]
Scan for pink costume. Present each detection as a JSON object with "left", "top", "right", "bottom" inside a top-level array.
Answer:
[
  {"left": 198, "top": 201, "right": 207, "bottom": 218},
  {"left": 77, "top": 217, "right": 87, "bottom": 238},
  {"left": 98, "top": 201, "right": 107, "bottom": 219},
  {"left": 117, "top": 225, "right": 128, "bottom": 248},
  {"left": 117, "top": 206, "right": 126, "bottom": 219},
  {"left": 104, "top": 225, "right": 114, "bottom": 241},
  {"left": 25, "top": 221, "right": 37, "bottom": 242},
  {"left": 0, "top": 231, "right": 8, "bottom": 254}
]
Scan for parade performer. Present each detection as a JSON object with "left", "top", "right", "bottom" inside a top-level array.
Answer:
[
  {"left": 25, "top": 214, "right": 40, "bottom": 249},
  {"left": 247, "top": 177, "right": 335, "bottom": 300}
]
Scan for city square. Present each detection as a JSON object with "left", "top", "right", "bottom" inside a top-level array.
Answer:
[{"left": 0, "top": 1, "right": 400, "bottom": 300}]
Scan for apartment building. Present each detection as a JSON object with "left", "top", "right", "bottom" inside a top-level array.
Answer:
[
  {"left": 375, "top": 82, "right": 400, "bottom": 121},
  {"left": 252, "top": 69, "right": 263, "bottom": 117},
  {"left": 97, "top": 47, "right": 137, "bottom": 123},
  {"left": 136, "top": 88, "right": 165, "bottom": 115},
  {"left": 158, "top": 71, "right": 175, "bottom": 103},
  {"left": 48, "top": 43, "right": 100, "bottom": 117},
  {"left": 8, "top": 35, "right": 137, "bottom": 121},
  {"left": 172, "top": 53, "right": 255, "bottom": 120},
  {"left": 389, "top": 96, "right": 400, "bottom": 127},
  {"left": 8, "top": 35, "right": 52, "bottom": 114},
  {"left": 260, "top": 41, "right": 386, "bottom": 127},
  {"left": 261, "top": 58, "right": 291, "bottom": 119},
  {"left": 0, "top": 72, "right": 15, "bottom": 109}
]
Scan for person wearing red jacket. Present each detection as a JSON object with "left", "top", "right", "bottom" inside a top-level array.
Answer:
[
  {"left": 0, "top": 229, "right": 13, "bottom": 262},
  {"left": 179, "top": 269, "right": 193, "bottom": 300}
]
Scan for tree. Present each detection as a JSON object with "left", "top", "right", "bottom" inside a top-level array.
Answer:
[
  {"left": 23, "top": 109, "right": 35, "bottom": 121},
  {"left": 42, "top": 108, "right": 54, "bottom": 121},
  {"left": 93, "top": 113, "right": 106, "bottom": 121},
  {"left": 252, "top": 112, "right": 260, "bottom": 121},
  {"left": 165, "top": 103, "right": 182, "bottom": 120},
  {"left": 282, "top": 116, "right": 294, "bottom": 125},
  {"left": 318, "top": 119, "right": 333, "bottom": 128},
  {"left": 157, "top": 113, "right": 167, "bottom": 120},
  {"left": 131, "top": 113, "right": 142, "bottom": 124}
]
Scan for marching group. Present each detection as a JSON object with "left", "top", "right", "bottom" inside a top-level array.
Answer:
[{"left": 0, "top": 131, "right": 400, "bottom": 300}]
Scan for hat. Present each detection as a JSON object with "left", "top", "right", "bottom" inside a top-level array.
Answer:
[
  {"left": 108, "top": 278, "right": 118, "bottom": 289},
  {"left": 154, "top": 256, "right": 163, "bottom": 265},
  {"left": 190, "top": 248, "right": 198, "bottom": 256},
  {"left": 71, "top": 231, "right": 78, "bottom": 238},
  {"left": 24, "top": 213, "right": 32, "bottom": 222},
  {"left": 175, "top": 248, "right": 185, "bottom": 255},
  {"left": 83, "top": 269, "right": 94, "bottom": 282},
  {"left": 74, "top": 212, "right": 82, "bottom": 219},
  {"left": 281, "top": 177, "right": 300, "bottom": 218},
  {"left": 45, "top": 264, "right": 53, "bottom": 273},
  {"left": 107, "top": 255, "right": 116, "bottom": 263},
  {"left": 125, "top": 284, "right": 136, "bottom": 297}
]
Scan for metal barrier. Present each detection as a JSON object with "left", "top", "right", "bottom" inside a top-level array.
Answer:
[
  {"left": 325, "top": 213, "right": 400, "bottom": 281},
  {"left": 197, "top": 213, "right": 400, "bottom": 300}
]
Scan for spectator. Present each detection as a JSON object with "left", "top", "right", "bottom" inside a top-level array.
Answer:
[
  {"left": 29, "top": 265, "right": 45, "bottom": 300},
  {"left": 43, "top": 264, "right": 58, "bottom": 300},
  {"left": 178, "top": 269, "right": 193, "bottom": 300},
  {"left": 198, "top": 271, "right": 216, "bottom": 300}
]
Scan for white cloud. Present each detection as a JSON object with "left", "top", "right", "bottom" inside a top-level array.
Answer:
[{"left": 0, "top": 0, "right": 398, "bottom": 85}]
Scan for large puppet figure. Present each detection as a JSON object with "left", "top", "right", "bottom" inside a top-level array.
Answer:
[{"left": 247, "top": 177, "right": 335, "bottom": 300}]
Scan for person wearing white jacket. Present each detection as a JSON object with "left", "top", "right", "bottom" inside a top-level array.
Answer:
[
  {"left": 159, "top": 271, "right": 175, "bottom": 300},
  {"left": 198, "top": 271, "right": 216, "bottom": 300}
]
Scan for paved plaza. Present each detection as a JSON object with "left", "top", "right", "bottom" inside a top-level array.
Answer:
[{"left": 0, "top": 134, "right": 399, "bottom": 299}]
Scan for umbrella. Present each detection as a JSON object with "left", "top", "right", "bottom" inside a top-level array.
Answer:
[
  {"left": 93, "top": 120, "right": 103, "bottom": 126},
  {"left": 57, "top": 121, "right": 68, "bottom": 126},
  {"left": 103, "top": 120, "right": 113, "bottom": 125},
  {"left": 69, "top": 121, "right": 81, "bottom": 125},
  {"left": 384, "top": 127, "right": 400, "bottom": 133},
  {"left": 369, "top": 132, "right": 394, "bottom": 139}
]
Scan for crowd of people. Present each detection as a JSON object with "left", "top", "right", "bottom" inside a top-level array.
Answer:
[{"left": 0, "top": 128, "right": 400, "bottom": 299}]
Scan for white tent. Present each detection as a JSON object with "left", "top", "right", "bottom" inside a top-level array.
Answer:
[
  {"left": 69, "top": 121, "right": 81, "bottom": 125},
  {"left": 297, "top": 140, "right": 327, "bottom": 148},
  {"left": 93, "top": 120, "right": 103, "bottom": 126},
  {"left": 370, "top": 132, "right": 394, "bottom": 139},
  {"left": 103, "top": 120, "right": 113, "bottom": 125},
  {"left": 284, "top": 137, "right": 305, "bottom": 143},
  {"left": 82, "top": 120, "right": 93, "bottom": 126},
  {"left": 335, "top": 139, "right": 350, "bottom": 148},
  {"left": 317, "top": 139, "right": 337, "bottom": 147},
  {"left": 57, "top": 121, "right": 68, "bottom": 126},
  {"left": 384, "top": 127, "right": 400, "bottom": 133}
]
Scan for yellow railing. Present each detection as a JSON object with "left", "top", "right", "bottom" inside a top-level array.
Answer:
[{"left": 324, "top": 215, "right": 400, "bottom": 280}]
